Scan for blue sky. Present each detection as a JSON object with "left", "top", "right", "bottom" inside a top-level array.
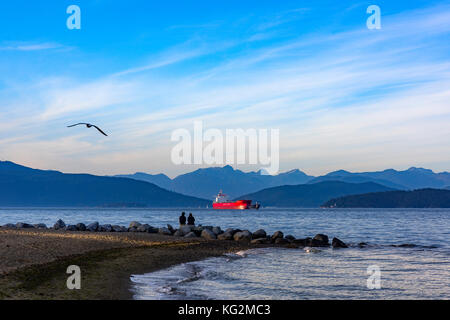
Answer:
[{"left": 0, "top": 0, "right": 449, "bottom": 177}]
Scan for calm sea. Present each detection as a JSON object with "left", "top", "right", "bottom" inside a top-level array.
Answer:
[{"left": 1, "top": 208, "right": 449, "bottom": 299}]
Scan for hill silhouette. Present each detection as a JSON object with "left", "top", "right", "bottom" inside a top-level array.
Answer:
[
  {"left": 236, "top": 181, "right": 394, "bottom": 207},
  {"left": 322, "top": 189, "right": 450, "bottom": 208},
  {"left": 0, "top": 161, "right": 209, "bottom": 207}
]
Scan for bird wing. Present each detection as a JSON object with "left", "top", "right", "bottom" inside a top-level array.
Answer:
[
  {"left": 93, "top": 125, "right": 108, "bottom": 136},
  {"left": 67, "top": 123, "right": 89, "bottom": 128}
]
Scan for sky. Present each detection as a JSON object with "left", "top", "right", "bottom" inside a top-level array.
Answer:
[{"left": 0, "top": 0, "right": 449, "bottom": 177}]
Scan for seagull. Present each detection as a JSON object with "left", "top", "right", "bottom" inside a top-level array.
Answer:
[{"left": 67, "top": 123, "right": 108, "bottom": 136}]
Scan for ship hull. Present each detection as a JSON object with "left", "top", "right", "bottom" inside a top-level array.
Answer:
[{"left": 213, "top": 200, "right": 252, "bottom": 210}]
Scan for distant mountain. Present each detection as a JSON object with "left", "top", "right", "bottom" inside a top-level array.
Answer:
[
  {"left": 117, "top": 166, "right": 314, "bottom": 199},
  {"left": 115, "top": 172, "right": 173, "bottom": 190},
  {"left": 0, "top": 161, "right": 209, "bottom": 207},
  {"left": 308, "top": 174, "right": 405, "bottom": 190},
  {"left": 236, "top": 181, "right": 394, "bottom": 208},
  {"left": 310, "top": 167, "right": 450, "bottom": 190},
  {"left": 322, "top": 189, "right": 450, "bottom": 208}
]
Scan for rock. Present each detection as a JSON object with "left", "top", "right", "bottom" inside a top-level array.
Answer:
[
  {"left": 53, "top": 219, "right": 66, "bottom": 230},
  {"left": 179, "top": 225, "right": 194, "bottom": 236},
  {"left": 112, "top": 225, "right": 126, "bottom": 232},
  {"left": 16, "top": 222, "right": 34, "bottom": 229},
  {"left": 184, "top": 232, "right": 198, "bottom": 238},
  {"left": 271, "top": 231, "right": 284, "bottom": 241},
  {"left": 312, "top": 234, "right": 329, "bottom": 246},
  {"left": 332, "top": 237, "right": 348, "bottom": 248},
  {"left": 65, "top": 225, "right": 78, "bottom": 231},
  {"left": 137, "top": 224, "right": 151, "bottom": 232},
  {"left": 212, "top": 226, "right": 223, "bottom": 235},
  {"left": 285, "top": 235, "right": 296, "bottom": 241},
  {"left": 87, "top": 222, "right": 99, "bottom": 232},
  {"left": 225, "top": 228, "right": 240, "bottom": 235},
  {"left": 173, "top": 230, "right": 182, "bottom": 237},
  {"left": 251, "top": 238, "right": 269, "bottom": 244},
  {"left": 129, "top": 221, "right": 142, "bottom": 229},
  {"left": 293, "top": 238, "right": 310, "bottom": 246},
  {"left": 358, "top": 242, "right": 368, "bottom": 248},
  {"left": 100, "top": 224, "right": 113, "bottom": 232},
  {"left": 34, "top": 223, "right": 47, "bottom": 229},
  {"left": 275, "top": 238, "right": 290, "bottom": 245},
  {"left": 253, "top": 229, "right": 267, "bottom": 239},
  {"left": 233, "top": 230, "right": 252, "bottom": 242},
  {"left": 158, "top": 227, "right": 172, "bottom": 236},
  {"left": 167, "top": 224, "right": 175, "bottom": 234},
  {"left": 217, "top": 232, "right": 234, "bottom": 240},
  {"left": 147, "top": 226, "right": 159, "bottom": 234},
  {"left": 76, "top": 223, "right": 86, "bottom": 231},
  {"left": 201, "top": 229, "right": 217, "bottom": 240},
  {"left": 2, "top": 223, "right": 16, "bottom": 229}
]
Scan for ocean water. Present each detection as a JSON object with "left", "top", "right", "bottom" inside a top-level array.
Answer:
[{"left": 1, "top": 208, "right": 449, "bottom": 299}]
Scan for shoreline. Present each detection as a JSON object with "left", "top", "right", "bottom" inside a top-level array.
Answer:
[{"left": 0, "top": 229, "right": 267, "bottom": 300}]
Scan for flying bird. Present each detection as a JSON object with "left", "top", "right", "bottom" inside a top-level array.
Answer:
[{"left": 67, "top": 123, "right": 108, "bottom": 136}]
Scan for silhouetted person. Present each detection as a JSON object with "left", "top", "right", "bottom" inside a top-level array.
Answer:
[
  {"left": 187, "top": 213, "right": 195, "bottom": 226},
  {"left": 179, "top": 212, "right": 186, "bottom": 226}
]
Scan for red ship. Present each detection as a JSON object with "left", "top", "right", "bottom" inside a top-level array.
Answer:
[{"left": 212, "top": 191, "right": 260, "bottom": 210}]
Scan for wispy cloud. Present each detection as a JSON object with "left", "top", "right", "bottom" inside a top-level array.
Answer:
[{"left": 0, "top": 42, "right": 64, "bottom": 51}]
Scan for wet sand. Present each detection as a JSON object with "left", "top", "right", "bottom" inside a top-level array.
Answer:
[{"left": 0, "top": 229, "right": 257, "bottom": 300}]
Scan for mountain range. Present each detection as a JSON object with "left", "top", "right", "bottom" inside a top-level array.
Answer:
[
  {"left": 118, "top": 166, "right": 450, "bottom": 199},
  {"left": 0, "top": 161, "right": 208, "bottom": 207},
  {"left": 117, "top": 166, "right": 313, "bottom": 199},
  {"left": 2, "top": 160, "right": 450, "bottom": 208}
]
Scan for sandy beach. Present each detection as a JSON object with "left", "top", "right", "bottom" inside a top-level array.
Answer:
[{"left": 0, "top": 229, "right": 257, "bottom": 300}]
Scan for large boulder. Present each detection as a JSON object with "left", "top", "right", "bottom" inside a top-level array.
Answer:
[
  {"left": 129, "top": 221, "right": 142, "bottom": 229},
  {"left": 3, "top": 223, "right": 16, "bottom": 229},
  {"left": 253, "top": 229, "right": 267, "bottom": 239},
  {"left": 179, "top": 225, "right": 194, "bottom": 236},
  {"left": 201, "top": 229, "right": 217, "bottom": 240},
  {"left": 173, "top": 230, "right": 182, "bottom": 237},
  {"left": 217, "top": 232, "right": 234, "bottom": 240},
  {"left": 76, "top": 223, "right": 86, "bottom": 231},
  {"left": 16, "top": 222, "right": 34, "bottom": 229},
  {"left": 212, "top": 226, "right": 223, "bottom": 235},
  {"left": 137, "top": 224, "right": 151, "bottom": 232},
  {"left": 225, "top": 228, "right": 240, "bottom": 236},
  {"left": 167, "top": 224, "right": 175, "bottom": 234},
  {"left": 158, "top": 227, "right": 172, "bottom": 236},
  {"left": 184, "top": 232, "right": 198, "bottom": 238},
  {"left": 34, "top": 223, "right": 47, "bottom": 229},
  {"left": 312, "top": 234, "right": 329, "bottom": 246},
  {"left": 65, "top": 225, "right": 78, "bottom": 231},
  {"left": 275, "top": 238, "right": 290, "bottom": 245},
  {"left": 233, "top": 230, "right": 252, "bottom": 242},
  {"left": 293, "top": 238, "right": 310, "bottom": 246},
  {"left": 271, "top": 231, "right": 284, "bottom": 241},
  {"left": 112, "top": 225, "right": 126, "bottom": 232},
  {"left": 100, "top": 224, "right": 113, "bottom": 232},
  {"left": 87, "top": 222, "right": 99, "bottom": 232},
  {"left": 285, "top": 235, "right": 296, "bottom": 241},
  {"left": 53, "top": 219, "right": 66, "bottom": 230},
  {"left": 332, "top": 237, "right": 348, "bottom": 248},
  {"left": 251, "top": 238, "right": 269, "bottom": 245}
]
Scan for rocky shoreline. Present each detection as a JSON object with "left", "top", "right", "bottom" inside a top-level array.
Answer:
[{"left": 2, "top": 219, "right": 349, "bottom": 249}]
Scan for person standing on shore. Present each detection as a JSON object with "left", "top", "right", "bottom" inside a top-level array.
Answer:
[
  {"left": 179, "top": 212, "right": 186, "bottom": 227},
  {"left": 187, "top": 213, "right": 195, "bottom": 226}
]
